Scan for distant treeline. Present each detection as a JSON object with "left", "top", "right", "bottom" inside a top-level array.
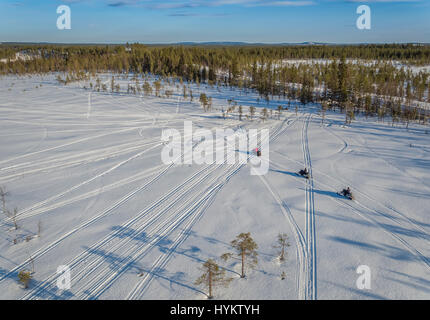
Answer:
[
  {"left": 1, "top": 43, "right": 430, "bottom": 73},
  {"left": 1, "top": 43, "right": 429, "bottom": 125}
]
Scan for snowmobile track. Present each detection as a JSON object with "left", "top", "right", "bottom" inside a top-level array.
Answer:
[{"left": 301, "top": 114, "right": 317, "bottom": 300}]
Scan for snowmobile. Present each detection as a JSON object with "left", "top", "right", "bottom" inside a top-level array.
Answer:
[
  {"left": 298, "top": 168, "right": 310, "bottom": 179},
  {"left": 339, "top": 187, "right": 354, "bottom": 200}
]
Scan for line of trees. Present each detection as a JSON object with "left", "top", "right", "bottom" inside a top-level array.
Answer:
[
  {"left": 2, "top": 44, "right": 429, "bottom": 126},
  {"left": 195, "top": 232, "right": 289, "bottom": 299}
]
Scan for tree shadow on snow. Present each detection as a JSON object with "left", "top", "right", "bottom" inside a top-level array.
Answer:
[
  {"left": 382, "top": 269, "right": 430, "bottom": 294},
  {"left": 326, "top": 235, "right": 427, "bottom": 264}
]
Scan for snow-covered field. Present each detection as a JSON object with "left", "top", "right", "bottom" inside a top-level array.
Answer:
[
  {"left": 280, "top": 59, "right": 430, "bottom": 75},
  {"left": 0, "top": 74, "right": 429, "bottom": 300}
]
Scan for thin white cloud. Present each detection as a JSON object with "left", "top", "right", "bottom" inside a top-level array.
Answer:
[
  {"left": 105, "top": 0, "right": 317, "bottom": 8},
  {"left": 56, "top": 0, "right": 424, "bottom": 6},
  {"left": 345, "top": 0, "right": 421, "bottom": 2},
  {"left": 247, "top": 1, "right": 315, "bottom": 6}
]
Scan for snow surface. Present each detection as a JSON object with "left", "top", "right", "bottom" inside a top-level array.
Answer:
[{"left": 0, "top": 74, "right": 429, "bottom": 300}]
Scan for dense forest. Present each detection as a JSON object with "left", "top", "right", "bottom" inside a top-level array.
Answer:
[{"left": 1, "top": 43, "right": 429, "bottom": 126}]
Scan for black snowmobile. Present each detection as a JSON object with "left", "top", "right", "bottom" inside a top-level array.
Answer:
[
  {"left": 298, "top": 168, "right": 310, "bottom": 179},
  {"left": 339, "top": 187, "right": 354, "bottom": 200}
]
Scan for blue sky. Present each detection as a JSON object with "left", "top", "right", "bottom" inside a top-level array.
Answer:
[{"left": 0, "top": 0, "right": 429, "bottom": 43}]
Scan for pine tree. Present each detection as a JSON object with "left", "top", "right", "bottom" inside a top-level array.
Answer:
[
  {"left": 261, "top": 108, "right": 268, "bottom": 122},
  {"left": 95, "top": 77, "right": 101, "bottom": 92},
  {"left": 183, "top": 85, "right": 188, "bottom": 100},
  {"left": 364, "top": 95, "right": 372, "bottom": 119},
  {"left": 337, "top": 57, "right": 349, "bottom": 108},
  {"left": 300, "top": 74, "right": 313, "bottom": 106},
  {"left": 221, "top": 232, "right": 258, "bottom": 278},
  {"left": 18, "top": 270, "right": 32, "bottom": 289},
  {"left": 281, "top": 271, "right": 286, "bottom": 280},
  {"left": 143, "top": 81, "right": 152, "bottom": 96},
  {"left": 277, "top": 105, "right": 283, "bottom": 120},
  {"left": 273, "top": 233, "right": 290, "bottom": 262},
  {"left": 427, "top": 84, "right": 430, "bottom": 103},
  {"left": 195, "top": 259, "right": 232, "bottom": 299},
  {"left": 321, "top": 101, "right": 327, "bottom": 125},
  {"left": 8, "top": 207, "right": 18, "bottom": 230},
  {"left": 0, "top": 186, "right": 8, "bottom": 216},
  {"left": 111, "top": 76, "right": 115, "bottom": 93},
  {"left": 345, "top": 100, "right": 355, "bottom": 125},
  {"left": 249, "top": 106, "right": 256, "bottom": 120},
  {"left": 199, "top": 93, "right": 208, "bottom": 111},
  {"left": 154, "top": 81, "right": 161, "bottom": 97},
  {"left": 207, "top": 97, "right": 213, "bottom": 111}
]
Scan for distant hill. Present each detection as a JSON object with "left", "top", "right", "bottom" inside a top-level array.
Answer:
[
  {"left": 176, "top": 41, "right": 330, "bottom": 46},
  {"left": 1, "top": 41, "right": 429, "bottom": 47}
]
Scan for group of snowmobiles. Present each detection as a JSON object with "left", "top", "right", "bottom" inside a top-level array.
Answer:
[
  {"left": 297, "top": 168, "right": 354, "bottom": 200},
  {"left": 253, "top": 148, "right": 354, "bottom": 201}
]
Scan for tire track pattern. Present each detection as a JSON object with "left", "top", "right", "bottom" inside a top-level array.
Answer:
[
  {"left": 126, "top": 115, "right": 300, "bottom": 300},
  {"left": 301, "top": 114, "right": 317, "bottom": 300},
  {"left": 20, "top": 119, "right": 275, "bottom": 299}
]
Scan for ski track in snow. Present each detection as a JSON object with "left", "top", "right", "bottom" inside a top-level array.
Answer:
[
  {"left": 20, "top": 114, "right": 290, "bottom": 300},
  {"left": 1, "top": 108, "right": 244, "bottom": 293},
  {"left": 0, "top": 127, "right": 140, "bottom": 168},
  {"left": 321, "top": 116, "right": 430, "bottom": 192},
  {"left": 126, "top": 114, "right": 301, "bottom": 300},
  {"left": 0, "top": 163, "right": 172, "bottom": 287},
  {"left": 0, "top": 139, "right": 161, "bottom": 184},
  {"left": 257, "top": 113, "right": 311, "bottom": 300},
  {"left": 16, "top": 117, "right": 247, "bottom": 299},
  {"left": 1, "top": 76, "right": 429, "bottom": 300},
  {"left": 270, "top": 150, "right": 430, "bottom": 276},
  {"left": 318, "top": 119, "right": 430, "bottom": 240},
  {"left": 21, "top": 146, "right": 237, "bottom": 298},
  {"left": 0, "top": 140, "right": 164, "bottom": 226},
  {"left": 0, "top": 84, "right": 213, "bottom": 288},
  {"left": 301, "top": 114, "right": 317, "bottom": 300}
]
